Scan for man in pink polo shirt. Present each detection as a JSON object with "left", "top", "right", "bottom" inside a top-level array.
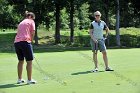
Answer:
[{"left": 14, "top": 11, "right": 36, "bottom": 84}]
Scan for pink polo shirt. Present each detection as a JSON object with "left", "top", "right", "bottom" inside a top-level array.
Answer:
[{"left": 14, "top": 19, "right": 35, "bottom": 43}]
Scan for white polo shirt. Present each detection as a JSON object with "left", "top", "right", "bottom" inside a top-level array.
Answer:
[{"left": 90, "top": 20, "right": 107, "bottom": 39}]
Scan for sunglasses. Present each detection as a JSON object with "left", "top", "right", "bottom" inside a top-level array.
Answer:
[{"left": 95, "top": 15, "right": 100, "bottom": 17}]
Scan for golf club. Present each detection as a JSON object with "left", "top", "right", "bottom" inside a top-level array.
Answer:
[
  {"left": 94, "top": 42, "right": 98, "bottom": 54},
  {"left": 33, "top": 56, "right": 49, "bottom": 80},
  {"left": 33, "top": 57, "right": 67, "bottom": 85}
]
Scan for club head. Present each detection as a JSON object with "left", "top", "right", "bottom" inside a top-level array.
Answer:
[{"left": 44, "top": 77, "right": 49, "bottom": 80}]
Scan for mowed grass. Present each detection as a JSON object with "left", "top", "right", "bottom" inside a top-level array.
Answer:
[{"left": 0, "top": 48, "right": 140, "bottom": 93}]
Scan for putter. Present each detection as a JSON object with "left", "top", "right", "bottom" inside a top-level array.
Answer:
[{"left": 94, "top": 42, "right": 98, "bottom": 54}]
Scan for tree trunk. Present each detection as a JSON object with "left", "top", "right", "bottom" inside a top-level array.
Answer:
[
  {"left": 116, "top": 0, "right": 121, "bottom": 46},
  {"left": 104, "top": 0, "right": 109, "bottom": 46},
  {"left": 104, "top": 0, "right": 109, "bottom": 26},
  {"left": 34, "top": 25, "right": 38, "bottom": 45},
  {"left": 33, "top": 0, "right": 38, "bottom": 45},
  {"left": 123, "top": 1, "right": 129, "bottom": 27},
  {"left": 55, "top": 3, "right": 61, "bottom": 44},
  {"left": 70, "top": 0, "right": 74, "bottom": 43}
]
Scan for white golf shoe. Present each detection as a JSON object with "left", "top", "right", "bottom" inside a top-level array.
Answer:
[
  {"left": 27, "top": 79, "right": 37, "bottom": 84},
  {"left": 91, "top": 68, "right": 98, "bottom": 72},
  {"left": 17, "top": 79, "right": 25, "bottom": 84}
]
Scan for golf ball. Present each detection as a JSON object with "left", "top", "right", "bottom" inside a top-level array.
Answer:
[
  {"left": 116, "top": 83, "right": 120, "bottom": 85},
  {"left": 91, "top": 80, "right": 93, "bottom": 83}
]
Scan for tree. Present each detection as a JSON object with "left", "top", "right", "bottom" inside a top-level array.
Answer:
[
  {"left": 69, "top": 0, "right": 74, "bottom": 43},
  {"left": 52, "top": 0, "right": 67, "bottom": 44},
  {"left": 103, "top": 0, "right": 109, "bottom": 26},
  {"left": 55, "top": 2, "right": 61, "bottom": 43},
  {"left": 27, "top": 0, "right": 53, "bottom": 45},
  {"left": 1, "top": 0, "right": 25, "bottom": 29},
  {"left": 66, "top": 0, "right": 88, "bottom": 43},
  {"left": 77, "top": 2, "right": 90, "bottom": 29},
  {"left": 7, "top": 0, "right": 53, "bottom": 45},
  {"left": 32, "top": 0, "right": 38, "bottom": 45},
  {"left": 115, "top": 0, "right": 121, "bottom": 46},
  {"left": 131, "top": 0, "right": 140, "bottom": 27}
]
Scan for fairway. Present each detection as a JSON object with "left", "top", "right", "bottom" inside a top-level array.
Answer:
[{"left": 0, "top": 48, "right": 140, "bottom": 93}]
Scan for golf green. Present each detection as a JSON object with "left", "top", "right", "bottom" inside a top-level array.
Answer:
[{"left": 0, "top": 48, "right": 140, "bottom": 93}]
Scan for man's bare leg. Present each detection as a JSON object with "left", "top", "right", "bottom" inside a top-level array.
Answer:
[
  {"left": 93, "top": 52, "right": 98, "bottom": 69},
  {"left": 102, "top": 51, "right": 109, "bottom": 69},
  {"left": 17, "top": 61, "right": 24, "bottom": 80},
  {"left": 26, "top": 61, "right": 32, "bottom": 81}
]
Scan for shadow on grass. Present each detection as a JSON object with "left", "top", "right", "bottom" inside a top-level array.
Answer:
[
  {"left": 0, "top": 83, "right": 27, "bottom": 89},
  {"left": 0, "top": 46, "right": 135, "bottom": 53},
  {"left": 0, "top": 46, "right": 92, "bottom": 53},
  {"left": 33, "top": 46, "right": 134, "bottom": 53},
  {"left": 34, "top": 47, "right": 91, "bottom": 53},
  {"left": 71, "top": 70, "right": 105, "bottom": 75}
]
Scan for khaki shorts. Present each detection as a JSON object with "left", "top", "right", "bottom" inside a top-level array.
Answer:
[{"left": 90, "top": 39, "right": 106, "bottom": 52}]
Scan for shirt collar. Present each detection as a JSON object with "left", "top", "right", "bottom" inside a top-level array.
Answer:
[{"left": 95, "top": 20, "right": 101, "bottom": 23}]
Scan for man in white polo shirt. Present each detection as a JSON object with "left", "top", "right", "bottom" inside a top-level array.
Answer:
[{"left": 89, "top": 11, "right": 114, "bottom": 72}]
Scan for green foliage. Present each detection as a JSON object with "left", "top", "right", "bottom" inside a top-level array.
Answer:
[
  {"left": 0, "top": 0, "right": 19, "bottom": 28},
  {"left": 60, "top": 8, "right": 69, "bottom": 29},
  {"left": 60, "top": 28, "right": 140, "bottom": 48},
  {"left": 109, "top": 14, "right": 116, "bottom": 29},
  {"left": 1, "top": 0, "right": 140, "bottom": 46},
  {"left": 0, "top": 0, "right": 139, "bottom": 29},
  {"left": 77, "top": 3, "right": 90, "bottom": 29},
  {"left": 0, "top": 28, "right": 140, "bottom": 51},
  {"left": 48, "top": 12, "right": 55, "bottom": 30},
  {"left": 106, "top": 28, "right": 140, "bottom": 47},
  {"left": 120, "top": 28, "right": 140, "bottom": 47}
]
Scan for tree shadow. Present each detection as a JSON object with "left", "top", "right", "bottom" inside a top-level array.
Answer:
[
  {"left": 71, "top": 70, "right": 105, "bottom": 75},
  {"left": 33, "top": 47, "right": 91, "bottom": 53},
  {"left": 0, "top": 32, "right": 137, "bottom": 53},
  {"left": 0, "top": 83, "right": 27, "bottom": 89}
]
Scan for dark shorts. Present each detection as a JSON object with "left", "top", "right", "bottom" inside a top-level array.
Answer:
[{"left": 14, "top": 41, "right": 34, "bottom": 61}]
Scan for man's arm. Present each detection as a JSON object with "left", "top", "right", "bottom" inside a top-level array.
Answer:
[
  {"left": 31, "top": 20, "right": 35, "bottom": 42},
  {"left": 104, "top": 22, "right": 110, "bottom": 38},
  {"left": 105, "top": 27, "right": 109, "bottom": 38},
  {"left": 89, "top": 24, "right": 97, "bottom": 43},
  {"left": 31, "top": 30, "right": 35, "bottom": 42}
]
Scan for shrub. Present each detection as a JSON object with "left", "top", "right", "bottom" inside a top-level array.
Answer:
[{"left": 60, "top": 27, "right": 140, "bottom": 48}]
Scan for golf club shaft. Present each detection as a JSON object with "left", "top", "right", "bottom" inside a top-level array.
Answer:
[
  {"left": 94, "top": 42, "right": 98, "bottom": 54},
  {"left": 34, "top": 57, "right": 48, "bottom": 80}
]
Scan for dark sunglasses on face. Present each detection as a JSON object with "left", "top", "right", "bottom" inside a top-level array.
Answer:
[{"left": 95, "top": 15, "right": 100, "bottom": 17}]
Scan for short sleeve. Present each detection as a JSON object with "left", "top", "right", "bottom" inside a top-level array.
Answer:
[
  {"left": 90, "top": 24, "right": 94, "bottom": 29},
  {"left": 103, "top": 21, "right": 108, "bottom": 29},
  {"left": 31, "top": 20, "right": 35, "bottom": 32}
]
